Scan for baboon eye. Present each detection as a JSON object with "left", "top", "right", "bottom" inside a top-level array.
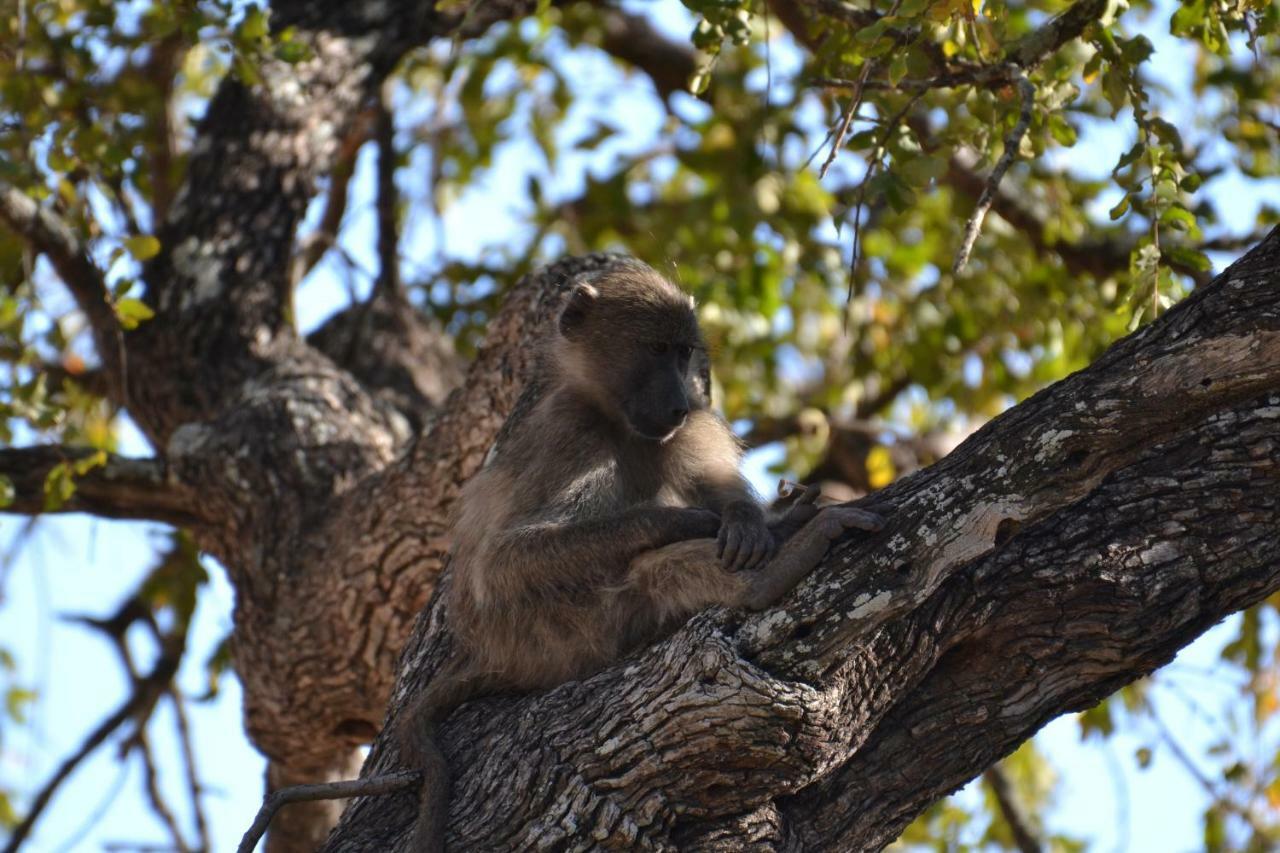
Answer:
[
  {"left": 676, "top": 345, "right": 693, "bottom": 360},
  {"left": 648, "top": 342, "right": 669, "bottom": 355}
]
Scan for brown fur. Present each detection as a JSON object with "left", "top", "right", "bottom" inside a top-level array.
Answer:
[{"left": 396, "top": 260, "right": 883, "bottom": 851}]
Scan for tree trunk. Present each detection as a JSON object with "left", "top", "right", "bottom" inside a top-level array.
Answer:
[
  {"left": 321, "top": 229, "right": 1280, "bottom": 850},
  {"left": 2, "top": 0, "right": 1277, "bottom": 848}
]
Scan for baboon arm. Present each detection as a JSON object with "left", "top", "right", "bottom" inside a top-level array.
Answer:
[
  {"left": 493, "top": 504, "right": 723, "bottom": 586},
  {"left": 626, "top": 505, "right": 886, "bottom": 615}
]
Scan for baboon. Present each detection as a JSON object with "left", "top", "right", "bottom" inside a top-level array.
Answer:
[
  {"left": 396, "top": 259, "right": 885, "bottom": 851},
  {"left": 231, "top": 261, "right": 884, "bottom": 852}
]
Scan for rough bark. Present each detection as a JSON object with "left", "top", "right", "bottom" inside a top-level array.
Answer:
[
  {"left": 321, "top": 229, "right": 1280, "bottom": 850},
  {"left": 3, "top": 0, "right": 1278, "bottom": 849}
]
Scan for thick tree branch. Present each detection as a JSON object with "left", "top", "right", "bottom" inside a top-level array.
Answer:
[
  {"left": 128, "top": 0, "right": 534, "bottom": 441},
  {"left": 0, "top": 446, "right": 202, "bottom": 526},
  {"left": 324, "top": 230, "right": 1280, "bottom": 850},
  {"left": 558, "top": 2, "right": 703, "bottom": 103}
]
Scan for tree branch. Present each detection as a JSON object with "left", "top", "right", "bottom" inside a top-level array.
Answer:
[
  {"left": 983, "top": 766, "right": 1043, "bottom": 853},
  {"left": 559, "top": 2, "right": 703, "bottom": 103},
  {"left": 953, "top": 71, "right": 1035, "bottom": 273},
  {"left": 128, "top": 0, "right": 535, "bottom": 441},
  {"left": 323, "top": 229, "right": 1280, "bottom": 849},
  {"left": 238, "top": 772, "right": 418, "bottom": 853},
  {"left": 169, "top": 689, "right": 211, "bottom": 853},
  {"left": 2, "top": 614, "right": 183, "bottom": 853},
  {"left": 0, "top": 184, "right": 123, "bottom": 392},
  {"left": 0, "top": 447, "right": 201, "bottom": 526},
  {"left": 289, "top": 107, "right": 375, "bottom": 289}
]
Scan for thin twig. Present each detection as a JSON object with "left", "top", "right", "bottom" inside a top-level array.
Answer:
[
  {"left": 818, "top": 60, "right": 877, "bottom": 179},
  {"left": 1, "top": 639, "right": 181, "bottom": 853},
  {"left": 169, "top": 689, "right": 210, "bottom": 852},
  {"left": 1148, "top": 704, "right": 1270, "bottom": 838},
  {"left": 982, "top": 765, "right": 1043, "bottom": 853},
  {"left": 842, "top": 91, "right": 925, "bottom": 328},
  {"left": 374, "top": 80, "right": 402, "bottom": 303},
  {"left": 811, "top": 62, "right": 1018, "bottom": 93},
  {"left": 952, "top": 71, "right": 1035, "bottom": 274},
  {"left": 52, "top": 761, "right": 129, "bottom": 853},
  {"left": 133, "top": 731, "right": 191, "bottom": 852},
  {"left": 236, "top": 771, "right": 420, "bottom": 853}
]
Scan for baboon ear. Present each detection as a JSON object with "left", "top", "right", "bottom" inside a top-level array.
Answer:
[{"left": 558, "top": 282, "right": 599, "bottom": 338}]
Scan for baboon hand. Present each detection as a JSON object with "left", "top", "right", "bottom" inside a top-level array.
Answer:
[{"left": 718, "top": 500, "right": 774, "bottom": 572}]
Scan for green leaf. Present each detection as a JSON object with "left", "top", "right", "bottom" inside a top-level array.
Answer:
[
  {"left": 4, "top": 687, "right": 35, "bottom": 724},
  {"left": 239, "top": 5, "right": 270, "bottom": 41},
  {"left": 1048, "top": 113, "right": 1078, "bottom": 147},
  {"left": 854, "top": 19, "right": 892, "bottom": 45},
  {"left": 1160, "top": 206, "right": 1197, "bottom": 232},
  {"left": 123, "top": 235, "right": 161, "bottom": 261},
  {"left": 1165, "top": 245, "right": 1211, "bottom": 272},
  {"left": 888, "top": 51, "right": 910, "bottom": 87},
  {"left": 897, "top": 0, "right": 932, "bottom": 15},
  {"left": 43, "top": 462, "right": 76, "bottom": 511},
  {"left": 116, "top": 297, "right": 156, "bottom": 330},
  {"left": 1108, "top": 194, "right": 1130, "bottom": 220}
]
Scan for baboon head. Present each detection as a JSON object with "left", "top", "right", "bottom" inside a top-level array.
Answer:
[{"left": 556, "top": 260, "right": 708, "bottom": 441}]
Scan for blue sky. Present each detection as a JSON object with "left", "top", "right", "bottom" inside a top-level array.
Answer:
[{"left": 2, "top": 0, "right": 1277, "bottom": 850}]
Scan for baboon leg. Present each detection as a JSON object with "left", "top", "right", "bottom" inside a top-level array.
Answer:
[
  {"left": 740, "top": 506, "right": 885, "bottom": 611},
  {"left": 625, "top": 539, "right": 746, "bottom": 624}
]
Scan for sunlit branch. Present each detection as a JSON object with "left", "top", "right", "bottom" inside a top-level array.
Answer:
[
  {"left": 0, "top": 446, "right": 201, "bottom": 527},
  {"left": 953, "top": 72, "right": 1035, "bottom": 273},
  {"left": 0, "top": 185, "right": 121, "bottom": 351}
]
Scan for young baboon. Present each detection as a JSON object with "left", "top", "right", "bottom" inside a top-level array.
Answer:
[{"left": 396, "top": 259, "right": 885, "bottom": 851}]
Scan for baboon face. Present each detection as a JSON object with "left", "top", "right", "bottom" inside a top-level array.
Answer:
[
  {"left": 558, "top": 264, "right": 707, "bottom": 441},
  {"left": 618, "top": 337, "right": 697, "bottom": 440}
]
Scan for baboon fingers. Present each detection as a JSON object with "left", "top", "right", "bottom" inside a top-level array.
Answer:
[
  {"left": 720, "top": 526, "right": 742, "bottom": 569},
  {"left": 743, "top": 535, "right": 771, "bottom": 571},
  {"left": 825, "top": 506, "right": 886, "bottom": 534}
]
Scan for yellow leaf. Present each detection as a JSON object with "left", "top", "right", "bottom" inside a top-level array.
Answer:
[
  {"left": 123, "top": 235, "right": 162, "bottom": 261},
  {"left": 866, "top": 445, "right": 896, "bottom": 489}
]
